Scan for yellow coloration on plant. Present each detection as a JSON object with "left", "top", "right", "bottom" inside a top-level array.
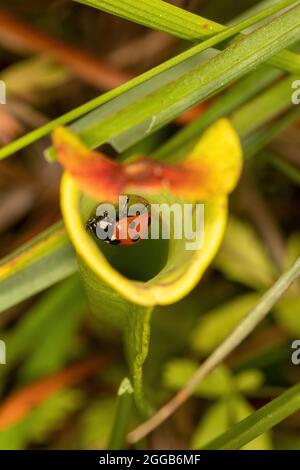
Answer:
[
  {"left": 185, "top": 118, "right": 242, "bottom": 197},
  {"left": 53, "top": 127, "right": 91, "bottom": 159},
  {"left": 54, "top": 119, "right": 242, "bottom": 203},
  {"left": 61, "top": 176, "right": 227, "bottom": 306},
  {"left": 0, "top": 227, "right": 67, "bottom": 282},
  {"left": 59, "top": 118, "right": 242, "bottom": 306}
]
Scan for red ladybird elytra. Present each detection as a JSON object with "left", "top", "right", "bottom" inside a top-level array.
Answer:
[{"left": 86, "top": 195, "right": 151, "bottom": 246}]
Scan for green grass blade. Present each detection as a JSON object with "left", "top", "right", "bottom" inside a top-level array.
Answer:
[
  {"left": 76, "top": 0, "right": 300, "bottom": 74},
  {"left": 71, "top": 4, "right": 300, "bottom": 152},
  {"left": 243, "top": 105, "right": 300, "bottom": 159},
  {"left": 232, "top": 75, "right": 297, "bottom": 137},
  {"left": 128, "top": 256, "right": 300, "bottom": 444},
  {"left": 75, "top": 0, "right": 223, "bottom": 40},
  {"left": 155, "top": 65, "right": 282, "bottom": 159},
  {"left": 0, "top": 3, "right": 268, "bottom": 160},
  {"left": 203, "top": 381, "right": 300, "bottom": 449},
  {"left": 109, "top": 378, "right": 134, "bottom": 450},
  {"left": 0, "top": 0, "right": 298, "bottom": 160},
  {"left": 264, "top": 150, "right": 300, "bottom": 186},
  {"left": 157, "top": 68, "right": 298, "bottom": 163},
  {"left": 0, "top": 223, "right": 77, "bottom": 313},
  {"left": 0, "top": 275, "right": 84, "bottom": 380},
  {"left": 1, "top": 9, "right": 299, "bottom": 312},
  {"left": 1, "top": 75, "right": 299, "bottom": 314}
]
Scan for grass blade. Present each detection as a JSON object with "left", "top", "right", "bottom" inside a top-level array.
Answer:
[
  {"left": 109, "top": 378, "right": 134, "bottom": 450},
  {"left": 155, "top": 65, "right": 282, "bottom": 159},
  {"left": 244, "top": 105, "right": 300, "bottom": 159},
  {"left": 76, "top": 0, "right": 300, "bottom": 74},
  {"left": 0, "top": 223, "right": 76, "bottom": 313},
  {"left": 203, "top": 382, "right": 300, "bottom": 449},
  {"left": 1, "top": 77, "right": 299, "bottom": 313},
  {"left": 264, "top": 150, "right": 300, "bottom": 186},
  {"left": 75, "top": 0, "right": 223, "bottom": 40},
  {"left": 128, "top": 256, "right": 300, "bottom": 443},
  {"left": 67, "top": 4, "right": 300, "bottom": 153},
  {"left": 232, "top": 75, "right": 297, "bottom": 138},
  {"left": 0, "top": 0, "right": 298, "bottom": 159}
]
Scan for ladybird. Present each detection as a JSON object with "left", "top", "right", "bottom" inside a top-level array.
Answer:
[{"left": 86, "top": 195, "right": 151, "bottom": 246}]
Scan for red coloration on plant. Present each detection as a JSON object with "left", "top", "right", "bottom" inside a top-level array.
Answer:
[
  {"left": 0, "top": 356, "right": 111, "bottom": 430},
  {"left": 53, "top": 119, "right": 242, "bottom": 203},
  {"left": 53, "top": 127, "right": 208, "bottom": 202}
]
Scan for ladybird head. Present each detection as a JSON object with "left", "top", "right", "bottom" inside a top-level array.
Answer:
[
  {"left": 86, "top": 211, "right": 116, "bottom": 244},
  {"left": 85, "top": 195, "right": 151, "bottom": 246}
]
